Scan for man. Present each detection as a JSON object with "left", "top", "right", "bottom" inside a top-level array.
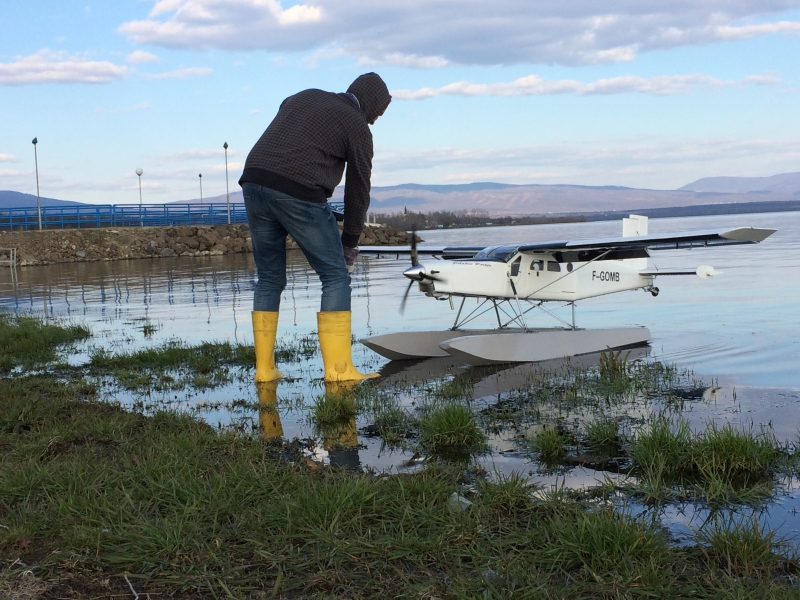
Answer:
[{"left": 239, "top": 72, "right": 391, "bottom": 382}]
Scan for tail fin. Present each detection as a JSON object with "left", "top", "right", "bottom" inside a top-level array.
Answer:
[{"left": 622, "top": 215, "right": 648, "bottom": 270}]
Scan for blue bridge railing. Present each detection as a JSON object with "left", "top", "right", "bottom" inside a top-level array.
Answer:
[{"left": 0, "top": 202, "right": 345, "bottom": 231}]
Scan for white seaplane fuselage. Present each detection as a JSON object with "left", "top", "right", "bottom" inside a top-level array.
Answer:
[{"left": 421, "top": 252, "right": 651, "bottom": 302}]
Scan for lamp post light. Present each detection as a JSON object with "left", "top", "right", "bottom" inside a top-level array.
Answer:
[
  {"left": 136, "top": 168, "right": 144, "bottom": 226},
  {"left": 223, "top": 142, "right": 230, "bottom": 224},
  {"left": 32, "top": 137, "right": 42, "bottom": 230}
]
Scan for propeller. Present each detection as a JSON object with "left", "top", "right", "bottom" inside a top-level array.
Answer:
[
  {"left": 399, "top": 230, "right": 445, "bottom": 314},
  {"left": 399, "top": 230, "right": 418, "bottom": 315}
]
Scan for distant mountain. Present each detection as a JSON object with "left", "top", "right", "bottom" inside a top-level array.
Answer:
[
  {"left": 679, "top": 172, "right": 800, "bottom": 195},
  {"left": 334, "top": 179, "right": 800, "bottom": 216},
  {"left": 168, "top": 190, "right": 244, "bottom": 205},
  {"left": 5, "top": 171, "right": 800, "bottom": 217},
  {"left": 0, "top": 190, "right": 83, "bottom": 209}
]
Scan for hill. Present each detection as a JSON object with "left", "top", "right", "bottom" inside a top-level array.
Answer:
[
  {"left": 679, "top": 172, "right": 800, "bottom": 195},
  {"left": 0, "top": 191, "right": 83, "bottom": 209},
  {"left": 5, "top": 171, "right": 800, "bottom": 217}
]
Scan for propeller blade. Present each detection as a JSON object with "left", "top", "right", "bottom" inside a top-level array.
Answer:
[
  {"left": 399, "top": 280, "right": 415, "bottom": 315},
  {"left": 410, "top": 230, "right": 418, "bottom": 267}
]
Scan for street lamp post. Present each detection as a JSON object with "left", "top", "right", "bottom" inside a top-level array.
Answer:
[
  {"left": 136, "top": 168, "right": 144, "bottom": 226},
  {"left": 198, "top": 173, "right": 203, "bottom": 223},
  {"left": 223, "top": 142, "right": 230, "bottom": 224},
  {"left": 32, "top": 137, "right": 41, "bottom": 230}
]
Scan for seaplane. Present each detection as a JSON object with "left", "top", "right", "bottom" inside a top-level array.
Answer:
[{"left": 355, "top": 215, "right": 775, "bottom": 365}]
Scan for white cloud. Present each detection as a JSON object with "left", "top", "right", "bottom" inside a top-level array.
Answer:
[
  {"left": 250, "top": 109, "right": 261, "bottom": 114},
  {"left": 0, "top": 154, "right": 17, "bottom": 162},
  {"left": 120, "top": 0, "right": 323, "bottom": 51},
  {"left": 0, "top": 50, "right": 127, "bottom": 85},
  {"left": 119, "top": 0, "right": 800, "bottom": 66},
  {"left": 127, "top": 50, "right": 159, "bottom": 63},
  {"left": 393, "top": 73, "right": 781, "bottom": 99},
  {"left": 358, "top": 53, "right": 448, "bottom": 69},
  {"left": 144, "top": 66, "right": 212, "bottom": 79}
]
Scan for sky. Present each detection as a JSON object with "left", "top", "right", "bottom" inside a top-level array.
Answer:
[{"left": 1, "top": 0, "right": 800, "bottom": 205}]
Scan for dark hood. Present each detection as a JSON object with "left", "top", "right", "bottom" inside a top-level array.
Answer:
[{"left": 347, "top": 73, "right": 391, "bottom": 124}]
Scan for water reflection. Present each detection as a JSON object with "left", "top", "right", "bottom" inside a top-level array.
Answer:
[{"left": 257, "top": 381, "right": 283, "bottom": 439}]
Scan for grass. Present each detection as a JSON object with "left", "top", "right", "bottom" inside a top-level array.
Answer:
[
  {"left": 627, "top": 417, "right": 790, "bottom": 504},
  {"left": 0, "top": 313, "right": 90, "bottom": 372},
  {"left": 417, "top": 401, "right": 487, "bottom": 458},
  {"left": 529, "top": 425, "right": 569, "bottom": 460},
  {"left": 586, "top": 415, "right": 620, "bottom": 447},
  {"left": 2, "top": 374, "right": 800, "bottom": 598},
  {"left": 697, "top": 516, "right": 792, "bottom": 579},
  {"left": 2, "top": 317, "right": 800, "bottom": 597}
]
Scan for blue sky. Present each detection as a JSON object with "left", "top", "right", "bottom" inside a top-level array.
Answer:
[{"left": 1, "top": 0, "right": 800, "bottom": 204}]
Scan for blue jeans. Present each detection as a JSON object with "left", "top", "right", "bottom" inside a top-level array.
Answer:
[{"left": 243, "top": 182, "right": 351, "bottom": 312}]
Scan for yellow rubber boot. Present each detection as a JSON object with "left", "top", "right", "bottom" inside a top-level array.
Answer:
[
  {"left": 317, "top": 311, "right": 378, "bottom": 382},
  {"left": 256, "top": 381, "right": 283, "bottom": 439},
  {"left": 252, "top": 311, "right": 282, "bottom": 382}
]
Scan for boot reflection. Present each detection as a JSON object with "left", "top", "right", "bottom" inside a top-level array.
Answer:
[
  {"left": 321, "top": 381, "right": 361, "bottom": 470},
  {"left": 256, "top": 381, "right": 283, "bottom": 439}
]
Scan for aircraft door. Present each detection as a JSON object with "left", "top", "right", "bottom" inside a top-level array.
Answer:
[{"left": 522, "top": 256, "right": 575, "bottom": 299}]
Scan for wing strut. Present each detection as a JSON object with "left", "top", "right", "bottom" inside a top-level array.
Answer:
[{"left": 524, "top": 249, "right": 613, "bottom": 300}]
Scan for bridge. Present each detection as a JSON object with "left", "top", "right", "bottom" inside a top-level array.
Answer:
[{"left": 0, "top": 202, "right": 345, "bottom": 231}]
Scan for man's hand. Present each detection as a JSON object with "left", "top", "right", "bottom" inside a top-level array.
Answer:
[{"left": 343, "top": 246, "right": 359, "bottom": 274}]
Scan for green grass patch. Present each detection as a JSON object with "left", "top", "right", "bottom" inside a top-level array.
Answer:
[
  {"left": 0, "top": 313, "right": 90, "bottom": 373},
  {"left": 418, "top": 401, "right": 486, "bottom": 458},
  {"left": 628, "top": 417, "right": 790, "bottom": 504},
  {"left": 529, "top": 425, "right": 570, "bottom": 460},
  {"left": 585, "top": 415, "right": 620, "bottom": 447}
]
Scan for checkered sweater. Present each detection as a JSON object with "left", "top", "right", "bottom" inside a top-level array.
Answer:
[{"left": 240, "top": 75, "right": 391, "bottom": 247}]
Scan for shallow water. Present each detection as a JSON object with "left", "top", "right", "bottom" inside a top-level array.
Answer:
[{"left": 2, "top": 211, "right": 800, "bottom": 536}]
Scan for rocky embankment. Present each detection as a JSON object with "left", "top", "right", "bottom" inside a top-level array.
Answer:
[{"left": 0, "top": 223, "right": 414, "bottom": 267}]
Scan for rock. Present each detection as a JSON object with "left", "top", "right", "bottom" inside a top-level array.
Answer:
[
  {"left": 76, "top": 250, "right": 86, "bottom": 258},
  {"left": 160, "top": 248, "right": 177, "bottom": 257},
  {"left": 178, "top": 236, "right": 199, "bottom": 249},
  {"left": 448, "top": 492, "right": 473, "bottom": 511}
]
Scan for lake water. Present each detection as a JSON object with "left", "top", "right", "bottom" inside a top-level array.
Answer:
[{"left": 2, "top": 211, "right": 800, "bottom": 540}]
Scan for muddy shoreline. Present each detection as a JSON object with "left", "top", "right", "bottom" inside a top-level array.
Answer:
[{"left": 0, "top": 223, "right": 413, "bottom": 267}]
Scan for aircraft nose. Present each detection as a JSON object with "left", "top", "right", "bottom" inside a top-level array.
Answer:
[{"left": 403, "top": 265, "right": 426, "bottom": 281}]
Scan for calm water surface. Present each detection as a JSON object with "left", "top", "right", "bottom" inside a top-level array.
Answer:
[{"left": 2, "top": 211, "right": 800, "bottom": 539}]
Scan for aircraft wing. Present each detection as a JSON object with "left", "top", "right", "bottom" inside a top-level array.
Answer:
[
  {"left": 516, "top": 227, "right": 776, "bottom": 253},
  {"left": 359, "top": 245, "right": 485, "bottom": 259}
]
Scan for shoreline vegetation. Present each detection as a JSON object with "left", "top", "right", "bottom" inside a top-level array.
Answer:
[
  {"left": 2, "top": 315, "right": 800, "bottom": 598},
  {"left": 372, "top": 199, "right": 800, "bottom": 231}
]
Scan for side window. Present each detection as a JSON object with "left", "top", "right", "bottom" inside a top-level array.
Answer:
[
  {"left": 510, "top": 256, "right": 521, "bottom": 277},
  {"left": 530, "top": 260, "right": 544, "bottom": 271},
  {"left": 547, "top": 260, "right": 561, "bottom": 272}
]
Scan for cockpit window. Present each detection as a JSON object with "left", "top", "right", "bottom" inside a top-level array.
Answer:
[
  {"left": 510, "top": 256, "right": 521, "bottom": 276},
  {"left": 473, "top": 245, "right": 518, "bottom": 262},
  {"left": 547, "top": 260, "right": 561, "bottom": 272},
  {"left": 530, "top": 259, "right": 544, "bottom": 271}
]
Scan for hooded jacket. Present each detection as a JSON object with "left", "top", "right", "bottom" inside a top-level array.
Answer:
[{"left": 239, "top": 73, "right": 391, "bottom": 247}]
